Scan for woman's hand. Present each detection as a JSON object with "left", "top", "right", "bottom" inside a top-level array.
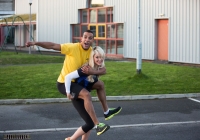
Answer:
[{"left": 66, "top": 93, "right": 74, "bottom": 100}]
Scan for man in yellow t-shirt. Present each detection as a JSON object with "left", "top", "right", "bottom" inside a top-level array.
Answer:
[
  {"left": 26, "top": 30, "right": 122, "bottom": 137},
  {"left": 57, "top": 42, "right": 92, "bottom": 83}
]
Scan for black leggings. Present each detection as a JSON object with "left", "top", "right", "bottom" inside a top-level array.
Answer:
[{"left": 57, "top": 82, "right": 94, "bottom": 133}]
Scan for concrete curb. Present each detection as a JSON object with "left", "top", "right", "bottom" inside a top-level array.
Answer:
[{"left": 0, "top": 93, "right": 200, "bottom": 105}]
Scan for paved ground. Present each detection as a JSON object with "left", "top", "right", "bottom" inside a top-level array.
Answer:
[{"left": 0, "top": 97, "right": 200, "bottom": 140}]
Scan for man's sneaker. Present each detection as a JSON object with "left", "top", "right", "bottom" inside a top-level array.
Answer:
[
  {"left": 104, "top": 106, "right": 122, "bottom": 120},
  {"left": 96, "top": 123, "right": 110, "bottom": 136}
]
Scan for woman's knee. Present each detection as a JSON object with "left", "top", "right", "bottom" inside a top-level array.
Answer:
[
  {"left": 92, "top": 80, "right": 104, "bottom": 90},
  {"left": 79, "top": 89, "right": 91, "bottom": 100}
]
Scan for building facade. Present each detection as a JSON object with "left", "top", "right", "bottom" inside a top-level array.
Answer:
[{"left": 1, "top": 0, "right": 200, "bottom": 64}]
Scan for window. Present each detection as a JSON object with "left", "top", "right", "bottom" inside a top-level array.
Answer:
[
  {"left": 73, "top": 39, "right": 81, "bottom": 43},
  {"left": 88, "top": 24, "right": 96, "bottom": 37},
  {"left": 90, "top": 9, "right": 97, "bottom": 23},
  {"left": 98, "top": 9, "right": 106, "bottom": 23},
  {"left": 88, "top": 24, "right": 106, "bottom": 38},
  {"left": 92, "top": 39, "right": 97, "bottom": 46},
  {"left": 117, "top": 40, "right": 123, "bottom": 55},
  {"left": 107, "top": 8, "right": 113, "bottom": 23},
  {"left": 107, "top": 40, "right": 115, "bottom": 54},
  {"left": 73, "top": 25, "right": 80, "bottom": 37},
  {"left": 117, "top": 24, "right": 123, "bottom": 38},
  {"left": 98, "top": 40, "right": 106, "bottom": 52},
  {"left": 98, "top": 25, "right": 106, "bottom": 38},
  {"left": 81, "top": 10, "right": 88, "bottom": 23},
  {"left": 81, "top": 25, "right": 88, "bottom": 36},
  {"left": 72, "top": 6, "right": 123, "bottom": 57},
  {"left": 107, "top": 24, "right": 116, "bottom": 38}
]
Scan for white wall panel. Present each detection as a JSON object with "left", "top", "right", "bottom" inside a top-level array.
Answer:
[
  {"left": 168, "top": 0, "right": 200, "bottom": 64},
  {"left": 15, "top": 0, "right": 37, "bottom": 15},
  {"left": 37, "top": 0, "right": 87, "bottom": 46}
]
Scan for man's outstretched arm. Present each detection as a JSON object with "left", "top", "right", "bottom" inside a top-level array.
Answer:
[{"left": 26, "top": 42, "right": 61, "bottom": 51}]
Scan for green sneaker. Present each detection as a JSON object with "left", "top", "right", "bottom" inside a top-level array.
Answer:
[
  {"left": 104, "top": 106, "right": 122, "bottom": 120},
  {"left": 96, "top": 123, "right": 110, "bottom": 136}
]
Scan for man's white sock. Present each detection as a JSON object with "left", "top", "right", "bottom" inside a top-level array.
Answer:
[{"left": 104, "top": 109, "right": 109, "bottom": 115}]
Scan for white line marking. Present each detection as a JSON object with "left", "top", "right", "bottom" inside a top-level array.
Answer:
[
  {"left": 1, "top": 121, "right": 200, "bottom": 134},
  {"left": 188, "top": 98, "right": 200, "bottom": 103},
  {"left": 111, "top": 120, "right": 200, "bottom": 128}
]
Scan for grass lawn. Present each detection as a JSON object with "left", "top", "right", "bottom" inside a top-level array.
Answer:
[{"left": 1, "top": 51, "right": 200, "bottom": 99}]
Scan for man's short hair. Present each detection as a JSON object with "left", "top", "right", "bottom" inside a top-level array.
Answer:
[{"left": 86, "top": 30, "right": 94, "bottom": 36}]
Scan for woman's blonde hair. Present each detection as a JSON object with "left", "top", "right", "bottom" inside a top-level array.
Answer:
[{"left": 86, "top": 46, "right": 105, "bottom": 82}]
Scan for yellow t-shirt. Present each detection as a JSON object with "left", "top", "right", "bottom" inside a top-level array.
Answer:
[{"left": 57, "top": 42, "right": 92, "bottom": 83}]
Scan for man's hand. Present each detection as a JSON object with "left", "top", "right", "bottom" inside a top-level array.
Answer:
[
  {"left": 82, "top": 65, "right": 106, "bottom": 75},
  {"left": 81, "top": 65, "right": 94, "bottom": 75},
  {"left": 26, "top": 42, "right": 35, "bottom": 47}
]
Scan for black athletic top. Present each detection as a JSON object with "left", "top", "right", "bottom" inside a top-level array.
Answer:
[{"left": 75, "top": 68, "right": 98, "bottom": 91}]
